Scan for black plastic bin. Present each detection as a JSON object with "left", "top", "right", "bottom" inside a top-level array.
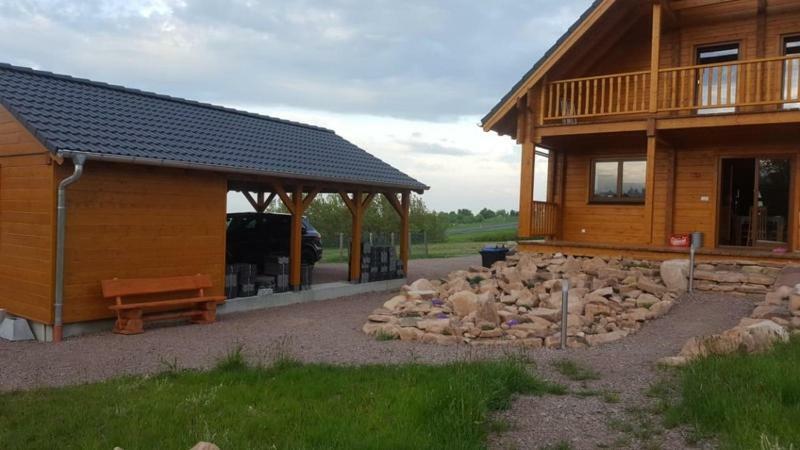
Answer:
[{"left": 479, "top": 245, "right": 509, "bottom": 268}]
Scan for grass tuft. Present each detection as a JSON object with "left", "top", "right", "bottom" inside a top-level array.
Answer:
[
  {"left": 551, "top": 359, "right": 601, "bottom": 381},
  {"left": 665, "top": 336, "right": 800, "bottom": 449},
  {"left": 374, "top": 330, "right": 399, "bottom": 341},
  {"left": 214, "top": 344, "right": 248, "bottom": 372}
]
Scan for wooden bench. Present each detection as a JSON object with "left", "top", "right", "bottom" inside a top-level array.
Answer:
[{"left": 101, "top": 274, "right": 226, "bottom": 335}]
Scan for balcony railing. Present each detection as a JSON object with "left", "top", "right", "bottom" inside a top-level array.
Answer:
[
  {"left": 540, "top": 55, "right": 800, "bottom": 123},
  {"left": 531, "top": 201, "right": 558, "bottom": 238}
]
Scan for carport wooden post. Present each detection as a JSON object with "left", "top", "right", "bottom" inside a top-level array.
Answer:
[
  {"left": 383, "top": 191, "right": 411, "bottom": 276},
  {"left": 340, "top": 191, "right": 363, "bottom": 282},
  {"left": 400, "top": 192, "right": 410, "bottom": 273},
  {"left": 290, "top": 185, "right": 304, "bottom": 290},
  {"left": 275, "top": 184, "right": 318, "bottom": 290}
]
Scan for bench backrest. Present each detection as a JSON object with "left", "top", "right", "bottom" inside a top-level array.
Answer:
[{"left": 101, "top": 274, "right": 213, "bottom": 299}]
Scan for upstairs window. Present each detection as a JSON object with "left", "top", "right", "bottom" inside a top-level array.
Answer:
[
  {"left": 590, "top": 158, "right": 646, "bottom": 203},
  {"left": 696, "top": 43, "right": 739, "bottom": 114},
  {"left": 783, "top": 36, "right": 800, "bottom": 109}
]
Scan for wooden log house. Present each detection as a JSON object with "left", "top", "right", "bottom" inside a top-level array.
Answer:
[
  {"left": 0, "top": 64, "right": 426, "bottom": 340},
  {"left": 483, "top": 0, "right": 800, "bottom": 263}
]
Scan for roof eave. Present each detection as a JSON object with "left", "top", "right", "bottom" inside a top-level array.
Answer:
[{"left": 57, "top": 150, "right": 429, "bottom": 193}]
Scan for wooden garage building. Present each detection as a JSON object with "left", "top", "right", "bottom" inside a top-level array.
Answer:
[
  {"left": 0, "top": 63, "right": 427, "bottom": 340},
  {"left": 483, "top": 0, "right": 800, "bottom": 263}
]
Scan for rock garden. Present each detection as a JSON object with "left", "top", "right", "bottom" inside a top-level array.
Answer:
[
  {"left": 363, "top": 252, "right": 681, "bottom": 348},
  {"left": 661, "top": 282, "right": 800, "bottom": 366}
]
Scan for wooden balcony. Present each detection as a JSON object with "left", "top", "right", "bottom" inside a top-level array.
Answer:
[
  {"left": 540, "top": 55, "right": 800, "bottom": 124},
  {"left": 530, "top": 201, "right": 558, "bottom": 238}
]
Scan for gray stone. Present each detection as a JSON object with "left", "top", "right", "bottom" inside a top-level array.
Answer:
[{"left": 660, "top": 259, "right": 689, "bottom": 293}]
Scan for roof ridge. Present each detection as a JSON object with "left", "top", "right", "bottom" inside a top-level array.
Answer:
[{"left": 0, "top": 62, "right": 335, "bottom": 134}]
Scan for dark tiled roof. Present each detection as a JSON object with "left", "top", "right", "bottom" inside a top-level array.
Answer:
[
  {"left": 0, "top": 63, "right": 427, "bottom": 191},
  {"left": 481, "top": 0, "right": 604, "bottom": 126}
]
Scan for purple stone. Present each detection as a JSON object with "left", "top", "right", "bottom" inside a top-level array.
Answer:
[
  {"left": 436, "top": 312, "right": 448, "bottom": 319},
  {"left": 507, "top": 319, "right": 519, "bottom": 326}
]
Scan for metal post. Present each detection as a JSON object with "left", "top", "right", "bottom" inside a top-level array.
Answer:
[
  {"left": 560, "top": 278, "right": 570, "bottom": 350},
  {"left": 339, "top": 233, "right": 344, "bottom": 258},
  {"left": 689, "top": 246, "right": 695, "bottom": 293},
  {"left": 390, "top": 232, "right": 395, "bottom": 246},
  {"left": 369, "top": 232, "right": 373, "bottom": 245}
]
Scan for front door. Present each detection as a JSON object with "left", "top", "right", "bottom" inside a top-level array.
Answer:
[{"left": 718, "top": 157, "right": 791, "bottom": 248}]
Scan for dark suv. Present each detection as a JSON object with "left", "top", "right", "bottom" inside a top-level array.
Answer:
[{"left": 226, "top": 213, "right": 323, "bottom": 266}]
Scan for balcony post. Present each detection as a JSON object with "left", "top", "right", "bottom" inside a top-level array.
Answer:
[
  {"left": 518, "top": 89, "right": 536, "bottom": 239},
  {"left": 649, "top": 1, "right": 662, "bottom": 113},
  {"left": 645, "top": 120, "right": 657, "bottom": 244}
]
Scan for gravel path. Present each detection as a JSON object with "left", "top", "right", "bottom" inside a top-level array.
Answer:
[
  {"left": 0, "top": 255, "right": 756, "bottom": 449},
  {"left": 489, "top": 292, "right": 755, "bottom": 450}
]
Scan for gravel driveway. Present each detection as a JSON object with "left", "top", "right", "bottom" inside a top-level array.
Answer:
[{"left": 0, "top": 255, "right": 756, "bottom": 449}]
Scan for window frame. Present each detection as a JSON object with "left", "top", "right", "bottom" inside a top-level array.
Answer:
[
  {"left": 589, "top": 157, "right": 647, "bottom": 205},
  {"left": 695, "top": 42, "right": 740, "bottom": 114},
  {"left": 782, "top": 35, "right": 800, "bottom": 109}
]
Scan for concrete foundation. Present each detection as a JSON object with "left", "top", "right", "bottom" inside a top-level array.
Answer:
[{"left": 26, "top": 279, "right": 407, "bottom": 342}]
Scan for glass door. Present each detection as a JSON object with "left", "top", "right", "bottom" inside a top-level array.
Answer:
[
  {"left": 754, "top": 159, "right": 791, "bottom": 246},
  {"left": 718, "top": 157, "right": 791, "bottom": 248}
]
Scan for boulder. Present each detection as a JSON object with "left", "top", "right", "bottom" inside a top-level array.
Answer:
[
  {"left": 746, "top": 273, "right": 775, "bottom": 286},
  {"left": 190, "top": 443, "right": 221, "bottom": 450},
  {"left": 790, "top": 294, "right": 800, "bottom": 313},
  {"left": 744, "top": 320, "right": 789, "bottom": 353},
  {"left": 409, "top": 278, "right": 435, "bottom": 291},
  {"left": 383, "top": 295, "right": 407, "bottom": 311},
  {"left": 649, "top": 300, "right": 674, "bottom": 318},
  {"left": 635, "top": 293, "right": 660, "bottom": 308},
  {"left": 475, "top": 298, "right": 500, "bottom": 326},
  {"left": 398, "top": 327, "right": 424, "bottom": 341},
  {"left": 751, "top": 304, "right": 790, "bottom": 320},
  {"left": 627, "top": 307, "right": 651, "bottom": 322},
  {"left": 527, "top": 307, "right": 561, "bottom": 322},
  {"left": 660, "top": 259, "right": 689, "bottom": 293},
  {"left": 637, "top": 277, "right": 667, "bottom": 296},
  {"left": 585, "top": 330, "right": 628, "bottom": 347},
  {"left": 450, "top": 291, "right": 479, "bottom": 317}
]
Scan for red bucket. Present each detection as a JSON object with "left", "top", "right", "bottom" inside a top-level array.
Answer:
[{"left": 669, "top": 234, "right": 691, "bottom": 248}]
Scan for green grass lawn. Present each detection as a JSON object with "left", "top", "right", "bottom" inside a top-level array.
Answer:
[
  {"left": 664, "top": 336, "right": 800, "bottom": 449},
  {"left": 0, "top": 354, "right": 562, "bottom": 450}
]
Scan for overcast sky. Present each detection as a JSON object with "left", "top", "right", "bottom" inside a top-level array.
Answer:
[{"left": 0, "top": 0, "right": 593, "bottom": 212}]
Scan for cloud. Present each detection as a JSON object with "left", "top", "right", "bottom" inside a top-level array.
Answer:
[
  {"left": 0, "top": 0, "right": 593, "bottom": 120},
  {"left": 1, "top": 0, "right": 589, "bottom": 211}
]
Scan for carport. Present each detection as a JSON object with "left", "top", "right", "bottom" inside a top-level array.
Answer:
[{"left": 0, "top": 63, "right": 427, "bottom": 340}]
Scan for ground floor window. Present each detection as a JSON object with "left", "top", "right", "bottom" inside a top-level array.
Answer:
[{"left": 590, "top": 158, "right": 646, "bottom": 203}]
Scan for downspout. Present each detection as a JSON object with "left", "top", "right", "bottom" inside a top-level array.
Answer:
[{"left": 53, "top": 154, "right": 86, "bottom": 342}]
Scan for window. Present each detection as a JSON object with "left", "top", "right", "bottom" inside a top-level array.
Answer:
[
  {"left": 696, "top": 43, "right": 739, "bottom": 114},
  {"left": 590, "top": 159, "right": 646, "bottom": 203},
  {"left": 783, "top": 36, "right": 800, "bottom": 109}
]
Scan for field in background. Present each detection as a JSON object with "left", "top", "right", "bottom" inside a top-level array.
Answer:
[{"left": 319, "top": 216, "right": 518, "bottom": 263}]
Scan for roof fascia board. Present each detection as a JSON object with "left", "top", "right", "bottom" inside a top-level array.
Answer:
[
  {"left": 482, "top": 0, "right": 617, "bottom": 132},
  {"left": 57, "top": 150, "right": 428, "bottom": 193}
]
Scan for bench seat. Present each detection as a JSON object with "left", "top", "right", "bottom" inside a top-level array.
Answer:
[{"left": 101, "top": 274, "right": 226, "bottom": 335}]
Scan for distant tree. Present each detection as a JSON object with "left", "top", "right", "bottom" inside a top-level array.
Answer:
[
  {"left": 478, "top": 208, "right": 496, "bottom": 220},
  {"left": 509, "top": 210, "right": 519, "bottom": 217},
  {"left": 495, "top": 209, "right": 508, "bottom": 217}
]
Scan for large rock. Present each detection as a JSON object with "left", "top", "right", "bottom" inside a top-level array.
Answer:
[
  {"left": 409, "top": 278, "right": 435, "bottom": 291},
  {"left": 649, "top": 300, "right": 674, "bottom": 318},
  {"left": 789, "top": 294, "right": 800, "bottom": 313},
  {"left": 660, "top": 259, "right": 689, "bottom": 293},
  {"left": 585, "top": 330, "right": 628, "bottom": 346},
  {"left": 527, "top": 307, "right": 561, "bottom": 322},
  {"left": 450, "top": 291, "right": 479, "bottom": 317},
  {"left": 191, "top": 443, "right": 221, "bottom": 450},
  {"left": 475, "top": 298, "right": 500, "bottom": 326},
  {"left": 637, "top": 277, "right": 667, "bottom": 296},
  {"left": 635, "top": 293, "right": 660, "bottom": 308},
  {"left": 383, "top": 295, "right": 407, "bottom": 311}
]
